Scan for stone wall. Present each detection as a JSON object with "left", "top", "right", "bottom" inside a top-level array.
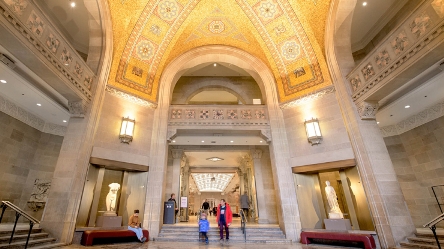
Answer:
[
  {"left": 171, "top": 76, "right": 262, "bottom": 105},
  {"left": 282, "top": 92, "right": 354, "bottom": 167},
  {"left": 384, "top": 115, "right": 444, "bottom": 227},
  {"left": 0, "top": 111, "right": 63, "bottom": 222},
  {"left": 92, "top": 92, "right": 154, "bottom": 167}
]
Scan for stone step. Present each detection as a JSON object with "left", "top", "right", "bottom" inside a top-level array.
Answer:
[
  {"left": 31, "top": 243, "right": 65, "bottom": 249},
  {"left": 0, "top": 233, "right": 49, "bottom": 243},
  {"left": 408, "top": 236, "right": 444, "bottom": 245},
  {"left": 399, "top": 242, "right": 439, "bottom": 249},
  {"left": 416, "top": 232, "right": 444, "bottom": 239},
  {"left": 160, "top": 228, "right": 283, "bottom": 233},
  {"left": 153, "top": 236, "right": 292, "bottom": 243},
  {"left": 0, "top": 237, "right": 56, "bottom": 248},
  {"left": 158, "top": 230, "right": 284, "bottom": 235},
  {"left": 0, "top": 228, "right": 42, "bottom": 237},
  {"left": 157, "top": 233, "right": 286, "bottom": 239}
]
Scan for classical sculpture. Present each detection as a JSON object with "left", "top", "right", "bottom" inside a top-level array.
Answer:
[
  {"left": 105, "top": 183, "right": 120, "bottom": 215},
  {"left": 325, "top": 181, "right": 344, "bottom": 219}
]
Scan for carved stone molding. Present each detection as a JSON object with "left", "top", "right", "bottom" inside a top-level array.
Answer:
[
  {"left": 280, "top": 86, "right": 335, "bottom": 109},
  {"left": 0, "top": 1, "right": 94, "bottom": 101},
  {"left": 260, "top": 129, "right": 272, "bottom": 142},
  {"left": 380, "top": 100, "right": 444, "bottom": 137},
  {"left": 68, "top": 100, "right": 87, "bottom": 118},
  {"left": 251, "top": 149, "right": 262, "bottom": 159},
  {"left": 0, "top": 94, "right": 66, "bottom": 136},
  {"left": 167, "top": 128, "right": 177, "bottom": 142},
  {"left": 357, "top": 101, "right": 379, "bottom": 120},
  {"left": 105, "top": 85, "right": 157, "bottom": 108},
  {"left": 348, "top": 0, "right": 444, "bottom": 102},
  {"left": 171, "top": 149, "right": 184, "bottom": 159}
]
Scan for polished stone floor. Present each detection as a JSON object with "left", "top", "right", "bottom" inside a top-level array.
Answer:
[{"left": 61, "top": 241, "right": 360, "bottom": 249}]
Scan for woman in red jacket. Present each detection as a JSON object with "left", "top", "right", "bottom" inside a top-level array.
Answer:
[{"left": 216, "top": 199, "right": 232, "bottom": 243}]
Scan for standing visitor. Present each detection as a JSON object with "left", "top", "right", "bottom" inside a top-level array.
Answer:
[
  {"left": 198, "top": 212, "right": 210, "bottom": 244},
  {"left": 168, "top": 193, "right": 179, "bottom": 216},
  {"left": 216, "top": 199, "right": 232, "bottom": 244}
]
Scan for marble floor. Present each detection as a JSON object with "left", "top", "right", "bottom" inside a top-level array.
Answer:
[{"left": 61, "top": 241, "right": 360, "bottom": 249}]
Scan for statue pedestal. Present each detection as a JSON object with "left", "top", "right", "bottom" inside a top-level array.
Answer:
[
  {"left": 328, "top": 212, "right": 344, "bottom": 219},
  {"left": 96, "top": 216, "right": 122, "bottom": 227},
  {"left": 324, "top": 219, "right": 352, "bottom": 231},
  {"left": 103, "top": 211, "right": 117, "bottom": 216}
]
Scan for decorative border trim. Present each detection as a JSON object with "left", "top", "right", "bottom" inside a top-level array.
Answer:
[
  {"left": 380, "top": 100, "right": 444, "bottom": 137},
  {"left": 168, "top": 121, "right": 269, "bottom": 126},
  {"left": 352, "top": 23, "right": 444, "bottom": 101},
  {"left": 105, "top": 85, "right": 157, "bottom": 109},
  {"left": 279, "top": 86, "right": 335, "bottom": 109},
  {"left": 0, "top": 95, "right": 66, "bottom": 136},
  {"left": 0, "top": 2, "right": 93, "bottom": 101}
]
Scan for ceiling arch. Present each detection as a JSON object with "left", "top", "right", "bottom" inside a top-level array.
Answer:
[{"left": 107, "top": 0, "right": 332, "bottom": 104}]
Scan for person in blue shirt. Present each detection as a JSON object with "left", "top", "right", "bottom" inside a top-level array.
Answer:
[{"left": 199, "top": 212, "right": 210, "bottom": 244}]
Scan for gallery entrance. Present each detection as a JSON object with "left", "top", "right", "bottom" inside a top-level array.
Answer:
[{"left": 293, "top": 165, "right": 375, "bottom": 231}]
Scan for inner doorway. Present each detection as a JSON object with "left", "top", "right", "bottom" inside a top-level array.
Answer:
[{"left": 294, "top": 167, "right": 375, "bottom": 231}]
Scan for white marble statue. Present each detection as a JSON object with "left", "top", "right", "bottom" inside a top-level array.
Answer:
[
  {"left": 106, "top": 183, "right": 120, "bottom": 213},
  {"left": 325, "top": 181, "right": 344, "bottom": 219}
]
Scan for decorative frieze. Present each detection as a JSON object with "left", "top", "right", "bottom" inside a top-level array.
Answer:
[
  {"left": 0, "top": 0, "right": 94, "bottom": 101},
  {"left": 347, "top": 0, "right": 444, "bottom": 102},
  {"left": 380, "top": 100, "right": 444, "bottom": 137},
  {"left": 168, "top": 105, "right": 269, "bottom": 127},
  {"left": 0, "top": 94, "right": 66, "bottom": 136}
]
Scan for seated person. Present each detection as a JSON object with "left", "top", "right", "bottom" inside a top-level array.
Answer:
[{"left": 128, "top": 210, "right": 147, "bottom": 243}]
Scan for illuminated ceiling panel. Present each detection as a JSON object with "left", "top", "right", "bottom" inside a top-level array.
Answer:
[{"left": 191, "top": 173, "right": 234, "bottom": 192}]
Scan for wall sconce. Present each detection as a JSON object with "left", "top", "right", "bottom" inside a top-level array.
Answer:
[
  {"left": 304, "top": 118, "right": 322, "bottom": 145},
  {"left": 119, "top": 117, "right": 135, "bottom": 144}
]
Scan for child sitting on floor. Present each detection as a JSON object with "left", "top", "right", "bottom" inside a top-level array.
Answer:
[{"left": 199, "top": 212, "right": 210, "bottom": 244}]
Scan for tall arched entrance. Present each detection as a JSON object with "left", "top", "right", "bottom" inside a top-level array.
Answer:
[{"left": 143, "top": 45, "right": 301, "bottom": 241}]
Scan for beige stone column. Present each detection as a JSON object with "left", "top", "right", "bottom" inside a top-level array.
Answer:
[
  {"left": 251, "top": 149, "right": 270, "bottom": 224},
  {"left": 171, "top": 149, "right": 183, "bottom": 203},
  {"left": 325, "top": 0, "right": 416, "bottom": 246},
  {"left": 237, "top": 168, "right": 245, "bottom": 195},
  {"left": 39, "top": 0, "right": 113, "bottom": 243},
  {"left": 180, "top": 164, "right": 190, "bottom": 221}
]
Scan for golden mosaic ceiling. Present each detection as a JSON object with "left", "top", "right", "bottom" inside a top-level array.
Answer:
[{"left": 108, "top": 0, "right": 332, "bottom": 104}]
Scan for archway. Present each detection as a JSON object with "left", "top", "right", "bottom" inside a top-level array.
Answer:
[{"left": 144, "top": 45, "right": 301, "bottom": 241}]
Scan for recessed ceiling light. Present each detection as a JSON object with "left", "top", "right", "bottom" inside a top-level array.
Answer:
[
  {"left": 63, "top": 120, "right": 67, "bottom": 123},
  {"left": 260, "top": 140, "right": 263, "bottom": 143},
  {"left": 70, "top": 1, "right": 76, "bottom": 7},
  {"left": 230, "top": 141, "right": 234, "bottom": 143},
  {"left": 213, "top": 63, "right": 217, "bottom": 67},
  {"left": 172, "top": 140, "right": 176, "bottom": 143},
  {"left": 405, "top": 105, "right": 410, "bottom": 108},
  {"left": 362, "top": 2, "right": 367, "bottom": 6},
  {"left": 0, "top": 80, "right": 6, "bottom": 83},
  {"left": 36, "top": 103, "right": 41, "bottom": 106},
  {"left": 201, "top": 140, "right": 205, "bottom": 143},
  {"left": 377, "top": 122, "right": 380, "bottom": 124},
  {"left": 206, "top": 157, "right": 224, "bottom": 162}
]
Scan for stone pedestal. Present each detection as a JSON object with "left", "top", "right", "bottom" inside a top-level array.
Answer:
[
  {"left": 328, "top": 212, "right": 344, "bottom": 219},
  {"left": 96, "top": 216, "right": 122, "bottom": 227},
  {"left": 324, "top": 219, "right": 352, "bottom": 231},
  {"left": 103, "top": 211, "right": 117, "bottom": 216}
]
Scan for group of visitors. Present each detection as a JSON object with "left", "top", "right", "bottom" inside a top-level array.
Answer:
[
  {"left": 127, "top": 192, "right": 250, "bottom": 245},
  {"left": 199, "top": 199, "right": 233, "bottom": 244}
]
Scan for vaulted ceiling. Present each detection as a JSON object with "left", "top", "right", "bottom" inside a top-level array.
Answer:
[{"left": 107, "top": 0, "right": 333, "bottom": 104}]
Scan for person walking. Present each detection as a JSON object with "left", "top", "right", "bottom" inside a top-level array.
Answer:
[
  {"left": 128, "top": 210, "right": 146, "bottom": 243},
  {"left": 240, "top": 191, "right": 250, "bottom": 221},
  {"left": 202, "top": 199, "right": 210, "bottom": 215},
  {"left": 216, "top": 199, "right": 232, "bottom": 244}
]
